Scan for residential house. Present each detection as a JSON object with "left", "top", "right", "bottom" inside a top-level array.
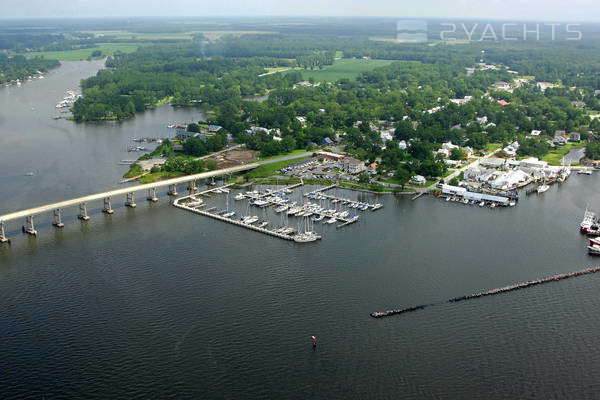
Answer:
[
  {"left": 569, "top": 132, "right": 581, "bottom": 142},
  {"left": 208, "top": 124, "right": 222, "bottom": 133},
  {"left": 492, "top": 81, "right": 510, "bottom": 91},
  {"left": 177, "top": 130, "right": 202, "bottom": 140},
  {"left": 554, "top": 134, "right": 567, "bottom": 146},
  {"left": 367, "top": 162, "right": 378, "bottom": 175},
  {"left": 442, "top": 142, "right": 459, "bottom": 151},
  {"left": 571, "top": 101, "right": 586, "bottom": 108},
  {"left": 531, "top": 130, "right": 542, "bottom": 136},
  {"left": 450, "top": 96, "right": 473, "bottom": 105},
  {"left": 410, "top": 175, "right": 427, "bottom": 186},
  {"left": 436, "top": 148, "right": 450, "bottom": 158}
]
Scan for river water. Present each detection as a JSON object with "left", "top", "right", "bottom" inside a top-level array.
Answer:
[{"left": 2, "top": 61, "right": 600, "bottom": 399}]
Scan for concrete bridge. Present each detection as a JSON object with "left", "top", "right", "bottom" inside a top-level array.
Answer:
[{"left": 0, "top": 163, "right": 259, "bottom": 243}]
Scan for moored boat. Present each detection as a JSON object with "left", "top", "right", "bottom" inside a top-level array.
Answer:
[{"left": 537, "top": 184, "right": 549, "bottom": 194}]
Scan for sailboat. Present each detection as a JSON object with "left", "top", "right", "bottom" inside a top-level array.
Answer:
[{"left": 223, "top": 191, "right": 236, "bottom": 218}]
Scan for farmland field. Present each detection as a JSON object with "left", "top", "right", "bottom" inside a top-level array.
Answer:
[
  {"left": 19, "top": 43, "right": 148, "bottom": 61},
  {"left": 295, "top": 58, "right": 395, "bottom": 82}
]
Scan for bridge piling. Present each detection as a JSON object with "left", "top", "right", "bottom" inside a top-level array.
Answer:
[
  {"left": 52, "top": 209, "right": 64, "bottom": 228},
  {"left": 188, "top": 180, "right": 197, "bottom": 195},
  {"left": 23, "top": 216, "right": 37, "bottom": 236},
  {"left": 78, "top": 203, "right": 90, "bottom": 221},
  {"left": 0, "top": 220, "right": 8, "bottom": 243},
  {"left": 102, "top": 197, "right": 114, "bottom": 214},
  {"left": 168, "top": 184, "right": 178, "bottom": 196},
  {"left": 147, "top": 188, "right": 158, "bottom": 202},
  {"left": 125, "top": 192, "right": 136, "bottom": 208}
]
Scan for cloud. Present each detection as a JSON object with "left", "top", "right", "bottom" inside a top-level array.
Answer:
[{"left": 0, "top": 0, "right": 598, "bottom": 21}]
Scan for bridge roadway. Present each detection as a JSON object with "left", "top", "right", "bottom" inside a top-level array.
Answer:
[{"left": 0, "top": 163, "right": 259, "bottom": 242}]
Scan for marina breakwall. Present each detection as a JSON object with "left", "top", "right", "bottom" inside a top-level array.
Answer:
[{"left": 370, "top": 266, "right": 600, "bottom": 319}]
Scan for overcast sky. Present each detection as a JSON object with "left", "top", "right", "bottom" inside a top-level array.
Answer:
[{"left": 0, "top": 0, "right": 598, "bottom": 21}]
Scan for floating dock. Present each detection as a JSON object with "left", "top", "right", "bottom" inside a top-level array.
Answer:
[
  {"left": 174, "top": 201, "right": 295, "bottom": 241},
  {"left": 370, "top": 266, "right": 600, "bottom": 319}
]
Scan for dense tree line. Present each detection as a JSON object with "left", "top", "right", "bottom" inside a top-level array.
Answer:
[{"left": 0, "top": 54, "right": 59, "bottom": 84}]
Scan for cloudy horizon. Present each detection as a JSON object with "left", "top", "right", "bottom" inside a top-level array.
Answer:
[{"left": 0, "top": 0, "right": 598, "bottom": 22}]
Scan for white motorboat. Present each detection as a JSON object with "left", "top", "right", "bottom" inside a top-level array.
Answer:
[
  {"left": 537, "top": 184, "right": 549, "bottom": 194},
  {"left": 234, "top": 193, "right": 245, "bottom": 201}
]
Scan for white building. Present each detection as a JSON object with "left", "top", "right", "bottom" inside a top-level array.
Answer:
[
  {"left": 442, "top": 142, "right": 459, "bottom": 151},
  {"left": 531, "top": 130, "right": 542, "bottom": 136},
  {"left": 380, "top": 129, "right": 394, "bottom": 142},
  {"left": 340, "top": 157, "right": 366, "bottom": 174},
  {"left": 520, "top": 157, "right": 548, "bottom": 169},
  {"left": 410, "top": 175, "right": 427, "bottom": 186},
  {"left": 490, "top": 170, "right": 530, "bottom": 190}
]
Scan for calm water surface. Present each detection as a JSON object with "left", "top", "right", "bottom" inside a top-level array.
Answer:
[{"left": 1, "top": 62, "right": 600, "bottom": 399}]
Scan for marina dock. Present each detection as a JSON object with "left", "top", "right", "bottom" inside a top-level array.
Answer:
[
  {"left": 173, "top": 200, "right": 295, "bottom": 241},
  {"left": 172, "top": 182, "right": 380, "bottom": 242}
]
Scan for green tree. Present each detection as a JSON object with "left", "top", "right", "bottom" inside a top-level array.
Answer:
[{"left": 394, "top": 167, "right": 411, "bottom": 189}]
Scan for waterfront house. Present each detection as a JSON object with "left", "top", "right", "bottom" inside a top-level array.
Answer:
[
  {"left": 340, "top": 157, "right": 366, "bottom": 174},
  {"left": 208, "top": 124, "right": 222, "bottom": 132},
  {"left": 177, "top": 130, "right": 202, "bottom": 140},
  {"left": 410, "top": 175, "right": 427, "bottom": 186}
]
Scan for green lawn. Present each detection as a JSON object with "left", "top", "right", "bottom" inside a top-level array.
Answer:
[
  {"left": 20, "top": 43, "right": 147, "bottom": 61},
  {"left": 294, "top": 58, "right": 395, "bottom": 82},
  {"left": 246, "top": 157, "right": 311, "bottom": 179},
  {"left": 484, "top": 143, "right": 502, "bottom": 152},
  {"left": 256, "top": 149, "right": 310, "bottom": 162},
  {"left": 542, "top": 142, "right": 585, "bottom": 165}
]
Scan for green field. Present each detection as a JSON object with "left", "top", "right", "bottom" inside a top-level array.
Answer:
[
  {"left": 295, "top": 58, "right": 395, "bottom": 82},
  {"left": 542, "top": 142, "right": 585, "bottom": 165},
  {"left": 246, "top": 156, "right": 311, "bottom": 179},
  {"left": 20, "top": 43, "right": 147, "bottom": 61}
]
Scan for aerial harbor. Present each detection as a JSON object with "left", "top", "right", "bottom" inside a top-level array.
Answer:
[{"left": 4, "top": 5, "right": 600, "bottom": 399}]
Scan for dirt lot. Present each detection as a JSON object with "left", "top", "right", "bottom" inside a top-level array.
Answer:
[{"left": 215, "top": 149, "right": 257, "bottom": 169}]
